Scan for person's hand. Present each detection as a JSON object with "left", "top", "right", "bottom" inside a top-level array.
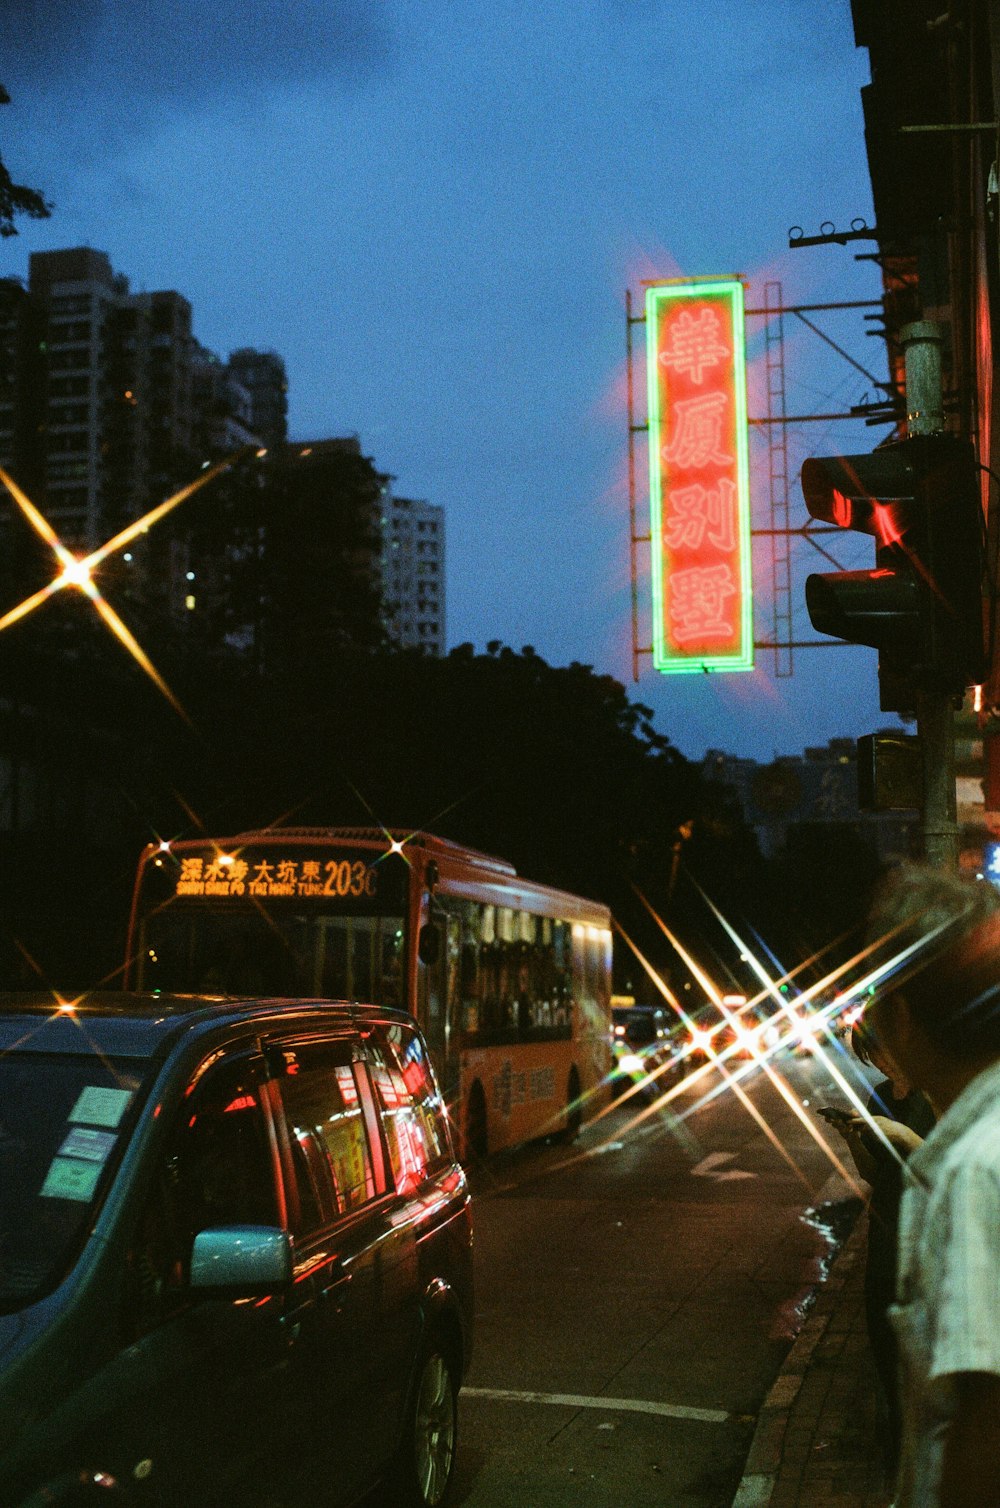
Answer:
[
  {"left": 834, "top": 1113, "right": 924, "bottom": 1183},
  {"left": 834, "top": 1113, "right": 879, "bottom": 1184},
  {"left": 865, "top": 1115, "right": 924, "bottom": 1159}
]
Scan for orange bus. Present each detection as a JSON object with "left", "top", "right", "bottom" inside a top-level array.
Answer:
[{"left": 125, "top": 827, "right": 613, "bottom": 1159}]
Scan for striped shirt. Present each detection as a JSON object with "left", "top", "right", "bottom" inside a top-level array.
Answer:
[{"left": 890, "top": 1056, "right": 1000, "bottom": 1506}]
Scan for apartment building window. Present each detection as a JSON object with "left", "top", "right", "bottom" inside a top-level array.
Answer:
[
  {"left": 48, "top": 321, "right": 92, "bottom": 344},
  {"left": 47, "top": 350, "right": 90, "bottom": 372},
  {"left": 49, "top": 378, "right": 89, "bottom": 397},
  {"left": 47, "top": 431, "right": 89, "bottom": 454}
]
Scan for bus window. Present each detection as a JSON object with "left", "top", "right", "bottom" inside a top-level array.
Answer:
[
  {"left": 459, "top": 903, "right": 481, "bottom": 1037},
  {"left": 572, "top": 923, "right": 588, "bottom": 1004}
]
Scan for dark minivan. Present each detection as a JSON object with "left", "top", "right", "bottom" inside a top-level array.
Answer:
[{"left": 0, "top": 993, "right": 473, "bottom": 1507}]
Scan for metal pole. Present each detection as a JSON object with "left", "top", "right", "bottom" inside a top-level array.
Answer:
[
  {"left": 901, "top": 320, "right": 958, "bottom": 870},
  {"left": 902, "top": 321, "right": 945, "bottom": 436}
]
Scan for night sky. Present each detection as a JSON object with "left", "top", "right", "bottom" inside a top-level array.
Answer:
[{"left": 2, "top": 0, "right": 903, "bottom": 764}]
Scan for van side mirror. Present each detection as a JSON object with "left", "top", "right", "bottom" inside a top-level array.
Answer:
[
  {"left": 418, "top": 922, "right": 442, "bottom": 967},
  {"left": 190, "top": 1225, "right": 292, "bottom": 1295}
]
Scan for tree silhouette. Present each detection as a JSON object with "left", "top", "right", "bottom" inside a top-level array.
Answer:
[{"left": 0, "top": 87, "right": 51, "bottom": 237}]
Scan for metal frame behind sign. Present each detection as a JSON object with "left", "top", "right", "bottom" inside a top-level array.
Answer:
[{"left": 645, "top": 277, "right": 753, "bottom": 674}]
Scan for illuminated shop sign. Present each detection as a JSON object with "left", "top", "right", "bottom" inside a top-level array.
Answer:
[{"left": 645, "top": 278, "right": 752, "bottom": 674}]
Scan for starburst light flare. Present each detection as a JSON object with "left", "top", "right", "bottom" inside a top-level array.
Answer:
[
  {"left": 688, "top": 884, "right": 926, "bottom": 1173},
  {"left": 627, "top": 890, "right": 865, "bottom": 1191},
  {"left": 0, "top": 454, "right": 244, "bottom": 717},
  {"left": 611, "top": 917, "right": 821, "bottom": 1188}
]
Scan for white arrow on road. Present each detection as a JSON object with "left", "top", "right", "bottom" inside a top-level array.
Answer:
[{"left": 690, "top": 1150, "right": 757, "bottom": 1181}]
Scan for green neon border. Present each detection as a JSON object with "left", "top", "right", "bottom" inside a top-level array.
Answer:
[{"left": 645, "top": 278, "right": 753, "bottom": 675}]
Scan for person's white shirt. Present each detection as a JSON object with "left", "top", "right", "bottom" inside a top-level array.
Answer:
[{"left": 890, "top": 1056, "right": 1000, "bottom": 1506}]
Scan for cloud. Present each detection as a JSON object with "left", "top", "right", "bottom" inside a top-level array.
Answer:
[{"left": 1, "top": 0, "right": 392, "bottom": 106}]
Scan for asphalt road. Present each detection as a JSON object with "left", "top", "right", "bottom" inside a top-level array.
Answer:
[{"left": 451, "top": 1051, "right": 866, "bottom": 1507}]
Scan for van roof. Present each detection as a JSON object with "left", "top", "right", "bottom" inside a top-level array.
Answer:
[{"left": 0, "top": 992, "right": 405, "bottom": 1060}]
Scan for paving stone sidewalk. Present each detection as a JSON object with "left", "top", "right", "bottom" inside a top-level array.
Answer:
[{"left": 732, "top": 1211, "right": 892, "bottom": 1507}]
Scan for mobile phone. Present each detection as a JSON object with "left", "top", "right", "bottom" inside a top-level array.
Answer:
[{"left": 817, "top": 1105, "right": 855, "bottom": 1126}]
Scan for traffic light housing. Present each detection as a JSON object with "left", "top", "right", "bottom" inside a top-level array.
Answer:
[{"left": 801, "top": 434, "right": 985, "bottom": 714}]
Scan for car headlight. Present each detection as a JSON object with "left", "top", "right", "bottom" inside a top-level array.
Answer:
[{"left": 618, "top": 1053, "right": 645, "bottom": 1075}]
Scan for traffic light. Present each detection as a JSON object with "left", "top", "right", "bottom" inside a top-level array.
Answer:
[{"left": 800, "top": 434, "right": 985, "bottom": 713}]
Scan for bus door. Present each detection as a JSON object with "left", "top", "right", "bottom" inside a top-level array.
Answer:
[
  {"left": 313, "top": 914, "right": 405, "bottom": 1009},
  {"left": 416, "top": 902, "right": 461, "bottom": 1106}
]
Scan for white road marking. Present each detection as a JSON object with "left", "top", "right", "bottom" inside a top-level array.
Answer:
[
  {"left": 462, "top": 1386, "right": 729, "bottom": 1424},
  {"left": 690, "top": 1150, "right": 757, "bottom": 1181}
]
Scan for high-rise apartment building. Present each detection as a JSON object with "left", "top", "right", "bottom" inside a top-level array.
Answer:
[
  {"left": 227, "top": 348, "right": 288, "bottom": 449},
  {"left": 0, "top": 246, "right": 444, "bottom": 663},
  {"left": 0, "top": 276, "right": 43, "bottom": 495},
  {"left": 0, "top": 250, "right": 286, "bottom": 553},
  {"left": 0, "top": 248, "right": 200, "bottom": 549},
  {"left": 381, "top": 492, "right": 446, "bottom": 654}
]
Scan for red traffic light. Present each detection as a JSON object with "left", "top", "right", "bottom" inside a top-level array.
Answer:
[
  {"left": 800, "top": 434, "right": 986, "bottom": 711},
  {"left": 801, "top": 445, "right": 918, "bottom": 532}
]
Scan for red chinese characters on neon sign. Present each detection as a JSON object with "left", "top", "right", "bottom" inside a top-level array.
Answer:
[{"left": 646, "top": 280, "right": 752, "bottom": 674}]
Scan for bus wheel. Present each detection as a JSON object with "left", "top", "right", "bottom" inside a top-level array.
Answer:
[
  {"left": 465, "top": 1081, "right": 488, "bottom": 1162},
  {"left": 563, "top": 1066, "right": 583, "bottom": 1142}
]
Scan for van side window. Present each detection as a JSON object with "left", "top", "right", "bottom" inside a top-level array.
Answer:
[
  {"left": 131, "top": 1057, "right": 277, "bottom": 1330},
  {"left": 270, "top": 1044, "right": 377, "bottom": 1222},
  {"left": 368, "top": 1025, "right": 451, "bottom": 1192}
]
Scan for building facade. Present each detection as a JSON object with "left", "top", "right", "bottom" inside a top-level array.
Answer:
[
  {"left": 380, "top": 492, "right": 446, "bottom": 654},
  {"left": 226, "top": 348, "right": 288, "bottom": 450},
  {"left": 0, "top": 249, "right": 286, "bottom": 549},
  {"left": 703, "top": 737, "right": 919, "bottom": 863},
  {"left": 850, "top": 2, "right": 1000, "bottom": 872}
]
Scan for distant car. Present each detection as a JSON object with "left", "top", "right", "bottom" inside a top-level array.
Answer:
[
  {"left": 610, "top": 1005, "right": 679, "bottom": 1100},
  {"left": 0, "top": 992, "right": 473, "bottom": 1508}
]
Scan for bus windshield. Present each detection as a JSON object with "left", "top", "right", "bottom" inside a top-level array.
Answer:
[
  {"left": 139, "top": 906, "right": 406, "bottom": 1002},
  {"left": 133, "top": 841, "right": 410, "bottom": 1002}
]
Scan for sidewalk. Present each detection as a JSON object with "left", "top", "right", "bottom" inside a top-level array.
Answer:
[{"left": 732, "top": 1210, "right": 890, "bottom": 1507}]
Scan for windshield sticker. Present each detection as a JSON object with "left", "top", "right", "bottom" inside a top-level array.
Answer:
[
  {"left": 68, "top": 1085, "right": 133, "bottom": 1129},
  {"left": 58, "top": 1126, "right": 116, "bottom": 1163},
  {"left": 40, "top": 1156, "right": 103, "bottom": 1202}
]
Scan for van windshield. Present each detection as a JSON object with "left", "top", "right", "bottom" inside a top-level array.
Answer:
[{"left": 0, "top": 1052, "right": 145, "bottom": 1311}]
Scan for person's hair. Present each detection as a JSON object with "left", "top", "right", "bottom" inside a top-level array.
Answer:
[
  {"left": 850, "top": 1015, "right": 876, "bottom": 1066},
  {"left": 866, "top": 862, "right": 1000, "bottom": 1058}
]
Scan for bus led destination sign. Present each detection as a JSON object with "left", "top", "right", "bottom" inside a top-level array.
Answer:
[
  {"left": 645, "top": 277, "right": 752, "bottom": 675},
  {"left": 173, "top": 852, "right": 384, "bottom": 902}
]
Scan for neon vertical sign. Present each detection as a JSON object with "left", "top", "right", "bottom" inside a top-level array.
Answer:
[{"left": 646, "top": 278, "right": 752, "bottom": 674}]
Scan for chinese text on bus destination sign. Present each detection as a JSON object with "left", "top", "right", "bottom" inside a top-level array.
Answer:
[{"left": 174, "top": 856, "right": 379, "bottom": 900}]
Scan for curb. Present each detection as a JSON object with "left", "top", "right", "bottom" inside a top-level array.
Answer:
[{"left": 730, "top": 1212, "right": 868, "bottom": 1508}]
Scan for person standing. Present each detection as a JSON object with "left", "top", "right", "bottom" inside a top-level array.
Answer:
[
  {"left": 865, "top": 862, "right": 1000, "bottom": 1508},
  {"left": 835, "top": 1022, "right": 935, "bottom": 1486}
]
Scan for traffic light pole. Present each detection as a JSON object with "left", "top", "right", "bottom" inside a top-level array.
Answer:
[{"left": 904, "top": 321, "right": 959, "bottom": 871}]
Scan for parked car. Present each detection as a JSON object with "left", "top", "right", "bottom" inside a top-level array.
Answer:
[
  {"left": 610, "top": 1004, "right": 679, "bottom": 1100},
  {"left": 0, "top": 992, "right": 473, "bottom": 1507}
]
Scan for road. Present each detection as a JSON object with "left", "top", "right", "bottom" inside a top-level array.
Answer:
[{"left": 451, "top": 1052, "right": 867, "bottom": 1507}]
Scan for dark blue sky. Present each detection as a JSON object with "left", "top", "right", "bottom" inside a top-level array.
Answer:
[{"left": 2, "top": 0, "right": 899, "bottom": 764}]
